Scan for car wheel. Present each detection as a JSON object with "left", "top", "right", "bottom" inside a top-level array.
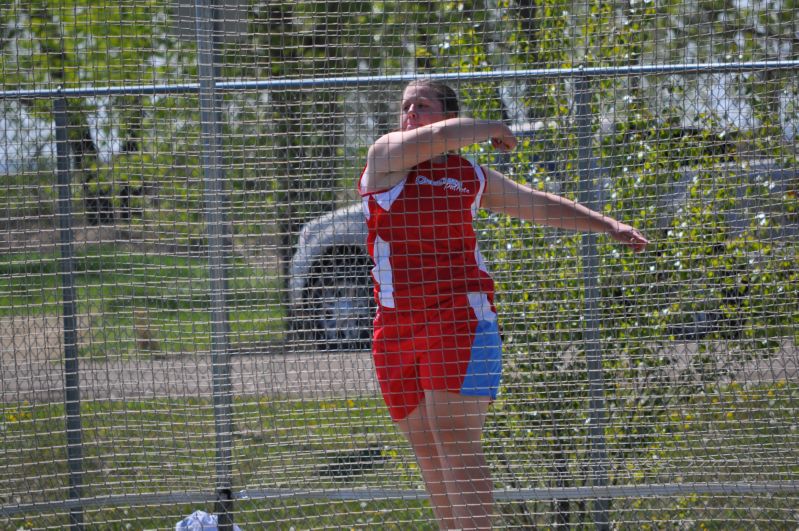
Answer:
[{"left": 302, "top": 247, "right": 374, "bottom": 351}]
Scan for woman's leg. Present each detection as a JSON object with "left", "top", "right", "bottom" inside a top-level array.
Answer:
[
  {"left": 397, "top": 404, "right": 455, "bottom": 528},
  {"left": 398, "top": 390, "right": 493, "bottom": 530},
  {"left": 423, "top": 390, "right": 493, "bottom": 530}
]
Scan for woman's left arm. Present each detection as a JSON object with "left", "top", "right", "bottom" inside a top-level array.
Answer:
[{"left": 481, "top": 167, "right": 649, "bottom": 252}]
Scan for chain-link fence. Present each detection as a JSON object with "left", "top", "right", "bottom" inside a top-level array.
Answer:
[{"left": 1, "top": 1, "right": 798, "bottom": 529}]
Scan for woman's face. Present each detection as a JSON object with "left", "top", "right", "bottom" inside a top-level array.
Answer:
[{"left": 400, "top": 85, "right": 449, "bottom": 131}]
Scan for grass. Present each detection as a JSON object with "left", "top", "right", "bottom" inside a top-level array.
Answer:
[
  {"left": 1, "top": 381, "right": 797, "bottom": 529},
  {"left": 0, "top": 247, "right": 286, "bottom": 358},
  {"left": 0, "top": 396, "right": 434, "bottom": 529},
  {"left": 616, "top": 382, "right": 799, "bottom": 528}
]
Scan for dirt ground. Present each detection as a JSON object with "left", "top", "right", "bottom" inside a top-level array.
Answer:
[
  {"left": 0, "top": 317, "right": 378, "bottom": 403},
  {"left": 0, "top": 311, "right": 378, "bottom": 403},
  {"left": 2, "top": 312, "right": 797, "bottom": 404}
]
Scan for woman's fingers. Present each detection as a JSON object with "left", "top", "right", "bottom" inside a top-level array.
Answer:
[
  {"left": 491, "top": 135, "right": 516, "bottom": 152},
  {"left": 611, "top": 225, "right": 650, "bottom": 253}
]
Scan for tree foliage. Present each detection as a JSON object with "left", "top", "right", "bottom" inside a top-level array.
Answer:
[{"left": 0, "top": 0, "right": 194, "bottom": 225}]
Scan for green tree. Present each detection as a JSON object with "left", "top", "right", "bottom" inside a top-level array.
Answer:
[{"left": 0, "top": 0, "right": 188, "bottom": 225}]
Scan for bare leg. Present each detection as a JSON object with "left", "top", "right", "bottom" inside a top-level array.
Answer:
[
  {"left": 398, "top": 391, "right": 493, "bottom": 530},
  {"left": 397, "top": 405, "right": 455, "bottom": 528},
  {"left": 424, "top": 390, "right": 493, "bottom": 530}
]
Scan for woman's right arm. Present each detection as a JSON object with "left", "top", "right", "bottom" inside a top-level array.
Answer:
[{"left": 360, "top": 118, "right": 516, "bottom": 194}]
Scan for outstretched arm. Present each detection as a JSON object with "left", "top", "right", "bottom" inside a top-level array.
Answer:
[
  {"left": 360, "top": 118, "right": 516, "bottom": 194},
  {"left": 481, "top": 167, "right": 649, "bottom": 252}
]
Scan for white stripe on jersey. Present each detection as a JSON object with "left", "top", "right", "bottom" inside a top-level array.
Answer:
[{"left": 373, "top": 235, "right": 395, "bottom": 308}]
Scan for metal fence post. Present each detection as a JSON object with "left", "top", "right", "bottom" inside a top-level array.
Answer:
[
  {"left": 54, "top": 94, "right": 85, "bottom": 531},
  {"left": 574, "top": 75, "right": 611, "bottom": 530},
  {"left": 194, "top": 1, "right": 234, "bottom": 529}
]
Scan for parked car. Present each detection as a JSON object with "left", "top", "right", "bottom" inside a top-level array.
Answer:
[{"left": 289, "top": 203, "right": 373, "bottom": 350}]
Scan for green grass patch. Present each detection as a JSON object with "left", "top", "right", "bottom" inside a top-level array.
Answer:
[
  {"left": 0, "top": 247, "right": 285, "bottom": 358},
  {"left": 2, "top": 381, "right": 798, "bottom": 528},
  {"left": 0, "top": 396, "right": 430, "bottom": 529}
]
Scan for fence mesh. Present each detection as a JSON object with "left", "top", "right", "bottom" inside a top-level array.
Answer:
[{"left": 1, "top": 0, "right": 798, "bottom": 529}]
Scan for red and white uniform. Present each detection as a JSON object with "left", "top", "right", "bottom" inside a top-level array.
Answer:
[{"left": 359, "top": 154, "right": 502, "bottom": 421}]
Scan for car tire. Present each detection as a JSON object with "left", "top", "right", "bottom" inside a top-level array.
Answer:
[{"left": 296, "top": 247, "right": 374, "bottom": 351}]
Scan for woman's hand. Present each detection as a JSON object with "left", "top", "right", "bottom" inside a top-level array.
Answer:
[
  {"left": 489, "top": 125, "right": 517, "bottom": 152},
  {"left": 608, "top": 223, "right": 650, "bottom": 253}
]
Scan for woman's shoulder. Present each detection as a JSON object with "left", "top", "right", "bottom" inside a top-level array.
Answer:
[{"left": 360, "top": 163, "right": 411, "bottom": 196}]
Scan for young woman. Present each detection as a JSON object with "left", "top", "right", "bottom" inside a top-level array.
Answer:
[{"left": 358, "top": 80, "right": 648, "bottom": 530}]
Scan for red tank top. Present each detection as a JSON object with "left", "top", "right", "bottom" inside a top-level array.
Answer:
[{"left": 358, "top": 154, "right": 495, "bottom": 313}]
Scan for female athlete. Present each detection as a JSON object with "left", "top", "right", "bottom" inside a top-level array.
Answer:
[{"left": 358, "top": 79, "right": 648, "bottom": 530}]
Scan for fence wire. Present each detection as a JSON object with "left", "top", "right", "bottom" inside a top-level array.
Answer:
[{"left": 1, "top": 0, "right": 798, "bottom": 529}]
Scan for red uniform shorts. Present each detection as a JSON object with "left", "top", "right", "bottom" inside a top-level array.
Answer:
[{"left": 371, "top": 293, "right": 503, "bottom": 421}]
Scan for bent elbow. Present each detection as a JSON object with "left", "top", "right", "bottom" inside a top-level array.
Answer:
[{"left": 366, "top": 144, "right": 390, "bottom": 175}]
